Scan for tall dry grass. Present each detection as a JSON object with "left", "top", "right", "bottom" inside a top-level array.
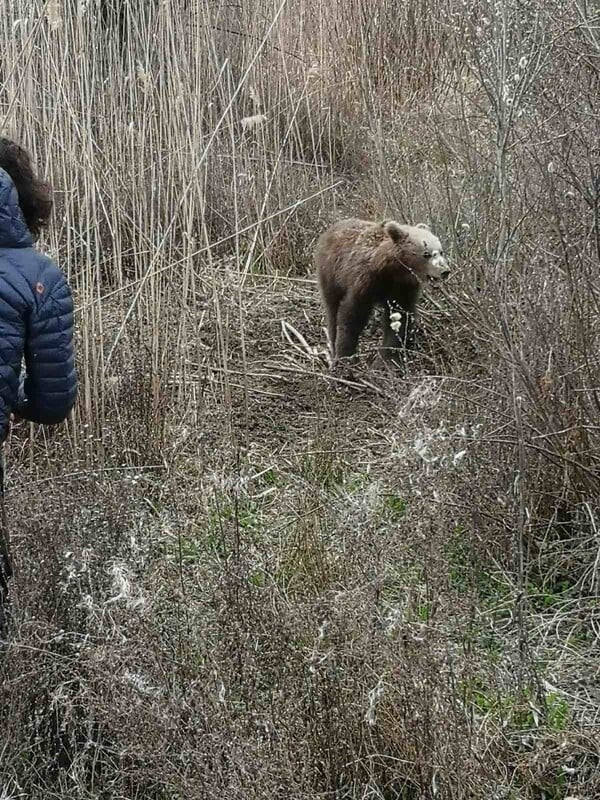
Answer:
[{"left": 0, "top": 0, "right": 599, "bottom": 798}]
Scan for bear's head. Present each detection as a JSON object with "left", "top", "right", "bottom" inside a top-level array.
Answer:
[{"left": 382, "top": 220, "right": 450, "bottom": 282}]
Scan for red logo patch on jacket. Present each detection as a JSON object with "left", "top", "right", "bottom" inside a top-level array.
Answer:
[{"left": 35, "top": 282, "right": 44, "bottom": 295}]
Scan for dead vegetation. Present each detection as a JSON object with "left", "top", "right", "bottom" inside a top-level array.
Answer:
[{"left": 0, "top": 0, "right": 599, "bottom": 797}]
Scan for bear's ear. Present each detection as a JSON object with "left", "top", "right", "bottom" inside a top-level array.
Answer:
[
  {"left": 382, "top": 220, "right": 408, "bottom": 243},
  {"left": 415, "top": 222, "right": 431, "bottom": 231}
]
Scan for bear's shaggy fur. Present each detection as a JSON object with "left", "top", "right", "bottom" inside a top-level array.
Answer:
[{"left": 315, "top": 218, "right": 450, "bottom": 365}]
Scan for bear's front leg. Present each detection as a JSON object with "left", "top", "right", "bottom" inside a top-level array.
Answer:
[{"left": 335, "top": 293, "right": 372, "bottom": 364}]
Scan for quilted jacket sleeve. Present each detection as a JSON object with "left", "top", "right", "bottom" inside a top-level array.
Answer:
[{"left": 16, "top": 264, "right": 77, "bottom": 425}]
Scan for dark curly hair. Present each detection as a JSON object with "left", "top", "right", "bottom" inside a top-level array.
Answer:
[{"left": 0, "top": 138, "right": 53, "bottom": 238}]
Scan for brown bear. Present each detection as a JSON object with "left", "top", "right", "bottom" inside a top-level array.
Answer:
[{"left": 315, "top": 218, "right": 450, "bottom": 366}]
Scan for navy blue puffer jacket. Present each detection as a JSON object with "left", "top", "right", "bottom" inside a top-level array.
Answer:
[{"left": 0, "top": 168, "right": 77, "bottom": 442}]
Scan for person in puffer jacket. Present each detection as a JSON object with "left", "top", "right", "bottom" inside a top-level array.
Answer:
[{"left": 0, "top": 137, "right": 77, "bottom": 640}]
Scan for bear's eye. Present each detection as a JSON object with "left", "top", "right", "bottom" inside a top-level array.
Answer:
[{"left": 423, "top": 250, "right": 432, "bottom": 258}]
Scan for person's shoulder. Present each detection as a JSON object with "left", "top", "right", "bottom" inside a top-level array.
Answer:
[
  {"left": 0, "top": 244, "right": 59, "bottom": 279},
  {"left": 0, "top": 247, "right": 71, "bottom": 314},
  {"left": 31, "top": 249, "right": 64, "bottom": 281},
  {"left": 23, "top": 248, "right": 71, "bottom": 300}
]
